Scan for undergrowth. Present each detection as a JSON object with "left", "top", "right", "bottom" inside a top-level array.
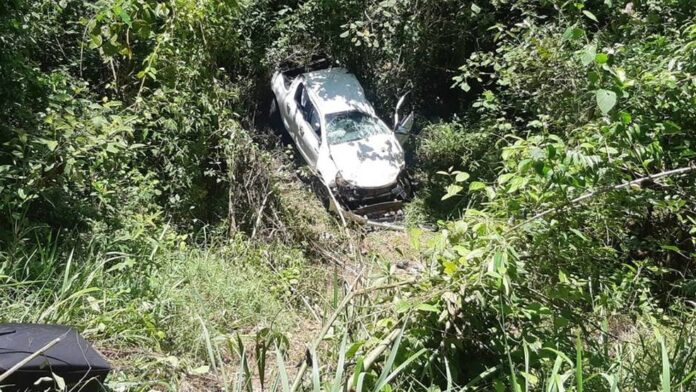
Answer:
[
  {"left": 2, "top": 0, "right": 696, "bottom": 391},
  {"left": 0, "top": 220, "right": 330, "bottom": 389}
]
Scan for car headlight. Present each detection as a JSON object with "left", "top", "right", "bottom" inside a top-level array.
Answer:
[
  {"left": 335, "top": 172, "right": 353, "bottom": 189},
  {"left": 392, "top": 170, "right": 412, "bottom": 200},
  {"left": 335, "top": 172, "right": 361, "bottom": 202}
]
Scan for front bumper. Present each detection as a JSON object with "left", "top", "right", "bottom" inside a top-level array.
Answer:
[{"left": 333, "top": 172, "right": 412, "bottom": 210}]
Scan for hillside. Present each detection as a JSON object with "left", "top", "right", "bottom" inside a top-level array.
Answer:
[{"left": 1, "top": 1, "right": 695, "bottom": 391}]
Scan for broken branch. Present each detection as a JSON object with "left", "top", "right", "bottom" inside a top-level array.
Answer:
[
  {"left": 506, "top": 165, "right": 696, "bottom": 233},
  {"left": 0, "top": 338, "right": 61, "bottom": 383}
]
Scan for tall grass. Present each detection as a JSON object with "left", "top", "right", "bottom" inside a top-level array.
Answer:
[
  {"left": 499, "top": 323, "right": 696, "bottom": 392},
  {"left": 3, "top": 225, "right": 693, "bottom": 391},
  {"left": 0, "top": 224, "right": 320, "bottom": 390}
]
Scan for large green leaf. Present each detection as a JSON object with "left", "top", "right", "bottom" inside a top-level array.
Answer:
[
  {"left": 563, "top": 26, "right": 585, "bottom": 40},
  {"left": 596, "top": 89, "right": 617, "bottom": 114},
  {"left": 582, "top": 10, "right": 598, "bottom": 23},
  {"left": 442, "top": 184, "right": 463, "bottom": 200},
  {"left": 580, "top": 44, "right": 596, "bottom": 66}
]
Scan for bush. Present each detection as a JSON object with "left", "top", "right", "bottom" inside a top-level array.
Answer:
[
  {"left": 384, "top": 2, "right": 696, "bottom": 390},
  {"left": 412, "top": 120, "right": 498, "bottom": 216}
]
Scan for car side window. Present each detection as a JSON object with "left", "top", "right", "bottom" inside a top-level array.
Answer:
[
  {"left": 294, "top": 83, "right": 306, "bottom": 109},
  {"left": 295, "top": 83, "right": 321, "bottom": 140},
  {"left": 309, "top": 106, "right": 321, "bottom": 138}
]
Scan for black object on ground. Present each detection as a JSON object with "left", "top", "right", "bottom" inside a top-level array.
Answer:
[{"left": 0, "top": 323, "right": 110, "bottom": 391}]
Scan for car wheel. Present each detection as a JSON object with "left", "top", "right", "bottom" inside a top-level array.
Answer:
[
  {"left": 311, "top": 177, "right": 331, "bottom": 210},
  {"left": 398, "top": 173, "right": 414, "bottom": 201},
  {"left": 269, "top": 97, "right": 283, "bottom": 130}
]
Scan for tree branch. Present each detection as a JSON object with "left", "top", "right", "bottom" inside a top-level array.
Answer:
[
  {"left": 506, "top": 164, "right": 696, "bottom": 233},
  {"left": 0, "top": 338, "right": 61, "bottom": 383}
]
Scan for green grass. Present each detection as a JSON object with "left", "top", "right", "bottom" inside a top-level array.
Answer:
[
  {"left": 152, "top": 241, "right": 311, "bottom": 356},
  {"left": 0, "top": 225, "right": 320, "bottom": 390}
]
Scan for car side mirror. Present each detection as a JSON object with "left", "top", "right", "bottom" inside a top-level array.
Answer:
[
  {"left": 396, "top": 111, "right": 414, "bottom": 135},
  {"left": 393, "top": 91, "right": 410, "bottom": 131}
]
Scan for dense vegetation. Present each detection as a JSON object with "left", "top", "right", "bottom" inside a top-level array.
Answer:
[{"left": 1, "top": 0, "right": 694, "bottom": 391}]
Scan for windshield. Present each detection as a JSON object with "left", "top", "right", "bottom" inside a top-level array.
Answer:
[{"left": 326, "top": 111, "right": 391, "bottom": 145}]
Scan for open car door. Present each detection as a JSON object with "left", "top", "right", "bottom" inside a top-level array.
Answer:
[{"left": 393, "top": 92, "right": 414, "bottom": 146}]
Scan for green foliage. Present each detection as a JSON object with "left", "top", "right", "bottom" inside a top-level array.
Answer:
[
  {"left": 2, "top": 0, "right": 696, "bottom": 390},
  {"left": 413, "top": 120, "right": 499, "bottom": 216},
  {"left": 385, "top": 1, "right": 696, "bottom": 390},
  {"left": 0, "top": 0, "right": 244, "bottom": 234},
  {"left": 0, "top": 225, "right": 316, "bottom": 387},
  {"left": 0, "top": 0, "right": 315, "bottom": 388},
  {"left": 257, "top": 0, "right": 491, "bottom": 117}
]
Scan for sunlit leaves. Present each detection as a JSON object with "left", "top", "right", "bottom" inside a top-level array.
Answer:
[
  {"left": 455, "top": 171, "right": 470, "bottom": 182},
  {"left": 37, "top": 139, "right": 58, "bottom": 152},
  {"left": 442, "top": 184, "right": 463, "bottom": 200},
  {"left": 563, "top": 26, "right": 585, "bottom": 41},
  {"left": 596, "top": 89, "right": 617, "bottom": 114},
  {"left": 580, "top": 44, "right": 596, "bottom": 66},
  {"left": 595, "top": 53, "right": 609, "bottom": 64},
  {"left": 582, "top": 10, "right": 598, "bottom": 23},
  {"left": 443, "top": 260, "right": 457, "bottom": 276},
  {"left": 469, "top": 181, "right": 486, "bottom": 191},
  {"left": 440, "top": 169, "right": 471, "bottom": 200}
]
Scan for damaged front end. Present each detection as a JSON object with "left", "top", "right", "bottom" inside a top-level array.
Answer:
[{"left": 332, "top": 171, "right": 412, "bottom": 221}]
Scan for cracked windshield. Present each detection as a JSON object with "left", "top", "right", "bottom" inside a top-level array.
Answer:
[{"left": 326, "top": 111, "right": 391, "bottom": 144}]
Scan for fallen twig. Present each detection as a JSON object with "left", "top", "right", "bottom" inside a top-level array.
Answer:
[
  {"left": 0, "top": 338, "right": 61, "bottom": 383},
  {"left": 362, "top": 328, "right": 402, "bottom": 372},
  {"left": 364, "top": 220, "right": 406, "bottom": 232},
  {"left": 251, "top": 189, "right": 272, "bottom": 239},
  {"left": 506, "top": 165, "right": 696, "bottom": 233}
]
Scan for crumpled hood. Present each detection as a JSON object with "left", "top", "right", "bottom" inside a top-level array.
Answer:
[{"left": 329, "top": 133, "right": 404, "bottom": 188}]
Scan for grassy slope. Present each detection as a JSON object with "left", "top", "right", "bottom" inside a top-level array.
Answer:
[
  {"left": 0, "top": 130, "right": 422, "bottom": 390},
  {"left": 0, "top": 149, "right": 302, "bottom": 389}
]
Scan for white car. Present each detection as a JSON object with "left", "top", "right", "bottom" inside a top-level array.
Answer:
[{"left": 270, "top": 62, "right": 414, "bottom": 214}]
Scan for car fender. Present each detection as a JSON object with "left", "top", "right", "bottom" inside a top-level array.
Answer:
[
  {"left": 317, "top": 142, "right": 339, "bottom": 186},
  {"left": 274, "top": 79, "right": 298, "bottom": 133},
  {"left": 270, "top": 72, "right": 285, "bottom": 100}
]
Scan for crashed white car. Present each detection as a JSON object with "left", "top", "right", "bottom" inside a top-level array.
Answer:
[{"left": 270, "top": 62, "right": 414, "bottom": 215}]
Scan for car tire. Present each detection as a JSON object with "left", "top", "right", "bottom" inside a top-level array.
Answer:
[
  {"left": 398, "top": 173, "right": 414, "bottom": 201},
  {"left": 269, "top": 97, "right": 283, "bottom": 131},
  {"left": 311, "top": 177, "right": 331, "bottom": 210}
]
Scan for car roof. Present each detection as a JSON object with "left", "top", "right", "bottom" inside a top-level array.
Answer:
[{"left": 302, "top": 68, "right": 374, "bottom": 115}]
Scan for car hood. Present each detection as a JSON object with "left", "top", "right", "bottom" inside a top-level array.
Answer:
[{"left": 328, "top": 133, "right": 404, "bottom": 188}]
